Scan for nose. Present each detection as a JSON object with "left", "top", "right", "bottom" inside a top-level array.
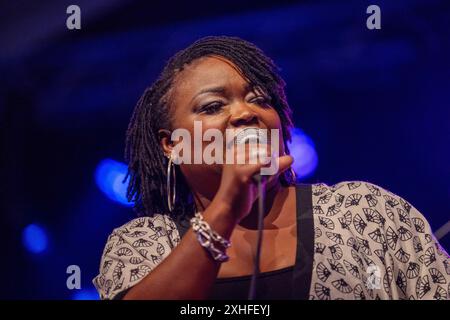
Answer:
[{"left": 229, "top": 102, "right": 259, "bottom": 128}]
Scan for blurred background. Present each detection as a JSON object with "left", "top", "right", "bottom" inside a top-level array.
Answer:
[{"left": 1, "top": 0, "right": 449, "bottom": 299}]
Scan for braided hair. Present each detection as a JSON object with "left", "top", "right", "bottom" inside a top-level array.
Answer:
[{"left": 124, "top": 35, "right": 296, "bottom": 219}]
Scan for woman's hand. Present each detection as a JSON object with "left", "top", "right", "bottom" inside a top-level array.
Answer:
[{"left": 212, "top": 143, "right": 293, "bottom": 224}]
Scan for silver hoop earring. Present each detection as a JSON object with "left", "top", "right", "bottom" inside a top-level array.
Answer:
[
  {"left": 290, "top": 167, "right": 297, "bottom": 183},
  {"left": 166, "top": 154, "right": 176, "bottom": 212}
]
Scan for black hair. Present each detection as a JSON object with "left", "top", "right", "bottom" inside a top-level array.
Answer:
[{"left": 124, "top": 35, "right": 296, "bottom": 219}]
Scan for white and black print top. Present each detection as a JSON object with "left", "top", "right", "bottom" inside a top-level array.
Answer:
[{"left": 93, "top": 181, "right": 450, "bottom": 300}]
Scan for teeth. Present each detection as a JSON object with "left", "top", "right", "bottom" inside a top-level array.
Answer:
[
  {"left": 226, "top": 127, "right": 268, "bottom": 149},
  {"left": 235, "top": 127, "right": 267, "bottom": 145}
]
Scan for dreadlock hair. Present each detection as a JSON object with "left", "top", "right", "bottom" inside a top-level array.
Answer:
[{"left": 124, "top": 35, "right": 296, "bottom": 220}]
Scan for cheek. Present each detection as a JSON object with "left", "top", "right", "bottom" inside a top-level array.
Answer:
[
  {"left": 173, "top": 115, "right": 228, "bottom": 161},
  {"left": 264, "top": 109, "right": 283, "bottom": 129},
  {"left": 199, "top": 120, "right": 228, "bottom": 162},
  {"left": 198, "top": 116, "right": 229, "bottom": 132},
  {"left": 262, "top": 109, "right": 285, "bottom": 154},
  {"left": 174, "top": 110, "right": 228, "bottom": 131}
]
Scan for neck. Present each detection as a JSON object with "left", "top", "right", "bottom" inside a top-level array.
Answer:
[{"left": 237, "top": 179, "right": 287, "bottom": 230}]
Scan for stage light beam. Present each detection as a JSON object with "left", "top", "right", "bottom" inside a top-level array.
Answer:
[
  {"left": 95, "top": 159, "right": 133, "bottom": 207},
  {"left": 22, "top": 224, "right": 48, "bottom": 254},
  {"left": 287, "top": 128, "right": 318, "bottom": 180}
]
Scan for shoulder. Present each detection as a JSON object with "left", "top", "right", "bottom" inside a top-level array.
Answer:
[
  {"left": 309, "top": 180, "right": 423, "bottom": 235},
  {"left": 93, "top": 213, "right": 181, "bottom": 300},
  {"left": 106, "top": 214, "right": 180, "bottom": 247},
  {"left": 310, "top": 180, "right": 411, "bottom": 214},
  {"left": 311, "top": 180, "right": 398, "bottom": 198}
]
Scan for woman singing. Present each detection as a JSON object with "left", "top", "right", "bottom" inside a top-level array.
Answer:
[{"left": 93, "top": 36, "right": 449, "bottom": 300}]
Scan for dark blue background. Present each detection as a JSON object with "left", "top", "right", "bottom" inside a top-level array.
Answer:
[{"left": 1, "top": 0, "right": 449, "bottom": 299}]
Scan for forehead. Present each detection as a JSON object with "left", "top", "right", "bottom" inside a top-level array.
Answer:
[{"left": 171, "top": 55, "right": 251, "bottom": 99}]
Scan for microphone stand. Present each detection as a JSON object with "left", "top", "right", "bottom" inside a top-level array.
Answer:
[{"left": 248, "top": 174, "right": 266, "bottom": 300}]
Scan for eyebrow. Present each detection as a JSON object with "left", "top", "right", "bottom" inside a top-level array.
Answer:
[{"left": 190, "top": 83, "right": 256, "bottom": 104}]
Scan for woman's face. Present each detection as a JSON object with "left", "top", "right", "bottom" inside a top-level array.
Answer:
[{"left": 160, "top": 54, "right": 286, "bottom": 193}]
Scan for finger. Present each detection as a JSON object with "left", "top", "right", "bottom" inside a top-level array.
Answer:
[
  {"left": 252, "top": 154, "right": 292, "bottom": 180},
  {"left": 277, "top": 155, "right": 294, "bottom": 174}
]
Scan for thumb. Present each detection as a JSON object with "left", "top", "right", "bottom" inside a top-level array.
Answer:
[
  {"left": 258, "top": 154, "right": 293, "bottom": 177},
  {"left": 277, "top": 155, "right": 294, "bottom": 174},
  {"left": 260, "top": 155, "right": 294, "bottom": 185}
]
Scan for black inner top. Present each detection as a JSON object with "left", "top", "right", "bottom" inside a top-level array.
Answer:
[{"left": 210, "top": 265, "right": 295, "bottom": 300}]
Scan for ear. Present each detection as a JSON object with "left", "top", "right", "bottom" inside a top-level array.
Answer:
[{"left": 158, "top": 129, "right": 173, "bottom": 157}]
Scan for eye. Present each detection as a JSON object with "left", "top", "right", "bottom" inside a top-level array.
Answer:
[
  {"left": 198, "top": 101, "right": 224, "bottom": 115},
  {"left": 251, "top": 96, "right": 272, "bottom": 108}
]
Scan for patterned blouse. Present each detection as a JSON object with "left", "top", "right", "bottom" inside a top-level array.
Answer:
[{"left": 93, "top": 181, "right": 450, "bottom": 300}]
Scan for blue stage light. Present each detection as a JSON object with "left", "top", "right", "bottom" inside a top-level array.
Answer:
[
  {"left": 22, "top": 224, "right": 48, "bottom": 254},
  {"left": 287, "top": 128, "right": 318, "bottom": 179},
  {"left": 95, "top": 159, "right": 133, "bottom": 206}
]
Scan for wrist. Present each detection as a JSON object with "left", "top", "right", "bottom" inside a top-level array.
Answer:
[
  {"left": 205, "top": 197, "right": 239, "bottom": 226},
  {"left": 198, "top": 198, "right": 239, "bottom": 243}
]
